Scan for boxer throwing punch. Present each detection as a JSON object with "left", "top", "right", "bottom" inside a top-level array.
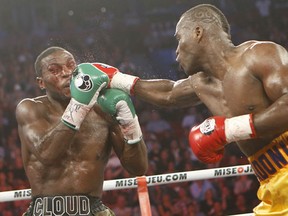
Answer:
[
  {"left": 90, "top": 4, "right": 288, "bottom": 215},
  {"left": 16, "top": 46, "right": 147, "bottom": 216}
]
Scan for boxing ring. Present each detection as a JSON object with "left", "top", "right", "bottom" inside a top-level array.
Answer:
[{"left": 0, "top": 164, "right": 254, "bottom": 216}]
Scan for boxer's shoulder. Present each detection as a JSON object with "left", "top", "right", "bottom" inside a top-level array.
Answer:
[
  {"left": 16, "top": 96, "right": 50, "bottom": 121},
  {"left": 17, "top": 96, "right": 49, "bottom": 106},
  {"left": 239, "top": 40, "right": 283, "bottom": 59}
]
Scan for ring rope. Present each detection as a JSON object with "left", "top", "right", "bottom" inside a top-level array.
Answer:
[{"left": 0, "top": 164, "right": 253, "bottom": 202}]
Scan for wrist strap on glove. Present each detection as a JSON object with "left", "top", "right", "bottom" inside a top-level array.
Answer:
[
  {"left": 225, "top": 114, "right": 257, "bottom": 142},
  {"left": 61, "top": 98, "right": 90, "bottom": 130},
  {"left": 110, "top": 72, "right": 139, "bottom": 95},
  {"left": 119, "top": 115, "right": 143, "bottom": 144}
]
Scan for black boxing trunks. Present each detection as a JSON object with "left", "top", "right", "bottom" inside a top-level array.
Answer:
[{"left": 22, "top": 195, "right": 115, "bottom": 216}]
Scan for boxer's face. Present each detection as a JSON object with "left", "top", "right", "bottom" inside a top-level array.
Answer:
[
  {"left": 175, "top": 17, "right": 203, "bottom": 75},
  {"left": 37, "top": 50, "right": 76, "bottom": 101}
]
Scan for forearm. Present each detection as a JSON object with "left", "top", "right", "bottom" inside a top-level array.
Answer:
[
  {"left": 133, "top": 79, "right": 174, "bottom": 107},
  {"left": 94, "top": 63, "right": 201, "bottom": 107},
  {"left": 253, "top": 94, "right": 288, "bottom": 137},
  {"left": 134, "top": 79, "right": 201, "bottom": 108},
  {"left": 34, "top": 121, "right": 75, "bottom": 163},
  {"left": 120, "top": 140, "right": 148, "bottom": 176}
]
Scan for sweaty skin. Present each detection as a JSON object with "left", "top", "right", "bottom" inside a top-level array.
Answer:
[
  {"left": 132, "top": 16, "right": 288, "bottom": 157},
  {"left": 16, "top": 49, "right": 147, "bottom": 197}
]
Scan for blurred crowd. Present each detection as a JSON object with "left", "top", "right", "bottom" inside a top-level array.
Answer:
[{"left": 0, "top": 0, "right": 287, "bottom": 215}]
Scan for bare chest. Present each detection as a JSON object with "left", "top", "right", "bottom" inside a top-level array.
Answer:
[
  {"left": 72, "top": 115, "right": 110, "bottom": 159},
  {"left": 48, "top": 109, "right": 111, "bottom": 161},
  {"left": 193, "top": 72, "right": 270, "bottom": 117}
]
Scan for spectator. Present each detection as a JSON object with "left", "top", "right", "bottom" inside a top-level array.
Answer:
[
  {"left": 173, "top": 186, "right": 193, "bottom": 215},
  {"left": 157, "top": 193, "right": 175, "bottom": 215},
  {"left": 189, "top": 180, "right": 216, "bottom": 202},
  {"left": 0, "top": 0, "right": 283, "bottom": 214},
  {"left": 187, "top": 201, "right": 205, "bottom": 216},
  {"left": 113, "top": 193, "right": 133, "bottom": 216},
  {"left": 234, "top": 194, "right": 251, "bottom": 214},
  {"left": 200, "top": 188, "right": 217, "bottom": 215},
  {"left": 233, "top": 175, "right": 253, "bottom": 196},
  {"left": 181, "top": 107, "right": 199, "bottom": 129},
  {"left": 145, "top": 110, "right": 172, "bottom": 135}
]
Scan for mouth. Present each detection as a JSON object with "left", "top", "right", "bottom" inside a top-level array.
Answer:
[
  {"left": 63, "top": 82, "right": 70, "bottom": 88},
  {"left": 63, "top": 84, "right": 71, "bottom": 97},
  {"left": 178, "top": 63, "right": 185, "bottom": 72}
]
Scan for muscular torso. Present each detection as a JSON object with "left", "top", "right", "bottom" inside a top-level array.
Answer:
[
  {"left": 20, "top": 97, "right": 114, "bottom": 197},
  {"left": 135, "top": 40, "right": 288, "bottom": 157},
  {"left": 190, "top": 43, "right": 278, "bottom": 156}
]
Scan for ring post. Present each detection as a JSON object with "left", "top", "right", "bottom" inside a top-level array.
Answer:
[{"left": 136, "top": 176, "right": 152, "bottom": 216}]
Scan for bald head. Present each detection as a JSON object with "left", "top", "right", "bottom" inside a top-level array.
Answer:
[{"left": 181, "top": 4, "right": 230, "bottom": 37}]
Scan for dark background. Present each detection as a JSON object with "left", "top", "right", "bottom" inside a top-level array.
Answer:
[{"left": 0, "top": 0, "right": 286, "bottom": 215}]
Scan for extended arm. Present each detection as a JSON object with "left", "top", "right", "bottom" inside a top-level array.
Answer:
[
  {"left": 133, "top": 78, "right": 202, "bottom": 108},
  {"left": 89, "top": 63, "right": 201, "bottom": 108}
]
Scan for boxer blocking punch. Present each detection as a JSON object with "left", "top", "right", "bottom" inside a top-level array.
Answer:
[
  {"left": 61, "top": 63, "right": 109, "bottom": 130},
  {"left": 85, "top": 4, "right": 288, "bottom": 215},
  {"left": 97, "top": 89, "right": 142, "bottom": 144},
  {"left": 16, "top": 47, "right": 148, "bottom": 216}
]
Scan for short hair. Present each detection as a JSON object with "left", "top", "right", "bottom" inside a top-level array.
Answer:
[
  {"left": 34, "top": 46, "right": 66, "bottom": 76},
  {"left": 181, "top": 4, "right": 230, "bottom": 37}
]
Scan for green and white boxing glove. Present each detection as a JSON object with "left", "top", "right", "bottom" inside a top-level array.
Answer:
[
  {"left": 61, "top": 63, "right": 109, "bottom": 130},
  {"left": 98, "top": 89, "right": 142, "bottom": 144}
]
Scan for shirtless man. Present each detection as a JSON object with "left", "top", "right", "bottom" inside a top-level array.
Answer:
[
  {"left": 88, "top": 4, "right": 288, "bottom": 215},
  {"left": 16, "top": 46, "right": 148, "bottom": 216}
]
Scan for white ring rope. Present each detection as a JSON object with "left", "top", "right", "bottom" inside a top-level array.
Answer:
[{"left": 0, "top": 164, "right": 253, "bottom": 202}]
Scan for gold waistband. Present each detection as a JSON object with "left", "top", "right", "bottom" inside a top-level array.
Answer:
[{"left": 248, "top": 132, "right": 288, "bottom": 181}]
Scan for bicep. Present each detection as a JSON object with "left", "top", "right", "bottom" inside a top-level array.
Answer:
[
  {"left": 263, "top": 67, "right": 288, "bottom": 101},
  {"left": 254, "top": 65, "right": 288, "bottom": 135},
  {"left": 249, "top": 44, "right": 288, "bottom": 135},
  {"left": 170, "top": 77, "right": 202, "bottom": 107}
]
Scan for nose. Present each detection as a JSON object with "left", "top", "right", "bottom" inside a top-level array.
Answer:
[
  {"left": 61, "top": 65, "right": 73, "bottom": 77},
  {"left": 175, "top": 46, "right": 179, "bottom": 62}
]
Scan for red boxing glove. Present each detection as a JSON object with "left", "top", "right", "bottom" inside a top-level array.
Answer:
[
  {"left": 189, "top": 116, "right": 226, "bottom": 163},
  {"left": 189, "top": 114, "right": 257, "bottom": 164},
  {"left": 92, "top": 63, "right": 139, "bottom": 95}
]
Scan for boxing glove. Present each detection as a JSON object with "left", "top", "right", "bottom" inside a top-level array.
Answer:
[
  {"left": 91, "top": 63, "right": 139, "bottom": 95},
  {"left": 61, "top": 63, "right": 109, "bottom": 130},
  {"left": 189, "top": 114, "right": 256, "bottom": 163},
  {"left": 98, "top": 89, "right": 142, "bottom": 144}
]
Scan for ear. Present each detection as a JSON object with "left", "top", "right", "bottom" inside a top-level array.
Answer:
[
  {"left": 36, "top": 77, "right": 45, "bottom": 90},
  {"left": 194, "top": 26, "right": 203, "bottom": 43}
]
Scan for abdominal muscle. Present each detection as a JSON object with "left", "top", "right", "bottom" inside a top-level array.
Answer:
[
  {"left": 192, "top": 72, "right": 277, "bottom": 156},
  {"left": 27, "top": 158, "right": 106, "bottom": 197}
]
